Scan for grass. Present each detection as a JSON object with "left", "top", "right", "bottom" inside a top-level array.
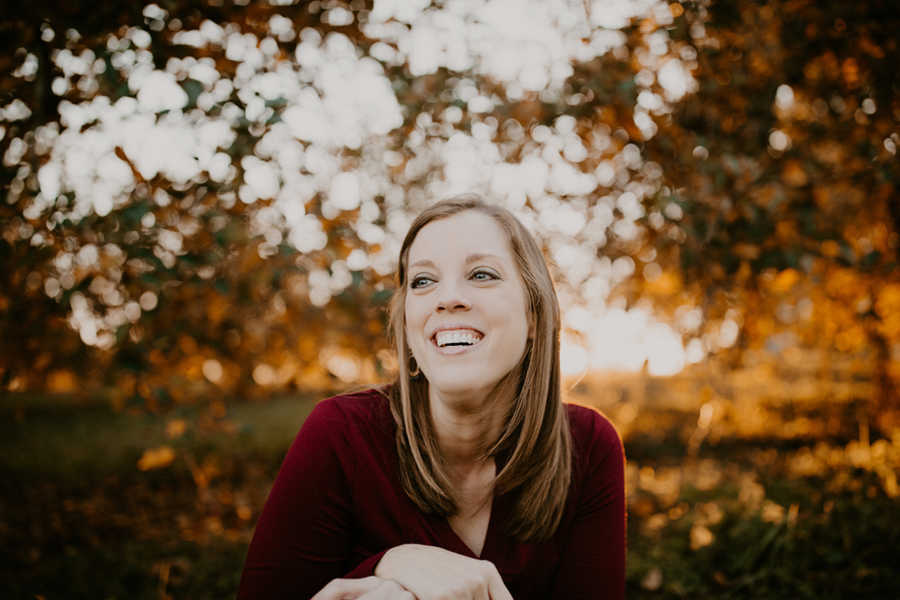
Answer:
[
  {"left": 0, "top": 392, "right": 318, "bottom": 599},
  {"left": 0, "top": 392, "right": 317, "bottom": 481},
  {"left": 625, "top": 470, "right": 899, "bottom": 598},
  {"left": 1, "top": 387, "right": 899, "bottom": 599}
]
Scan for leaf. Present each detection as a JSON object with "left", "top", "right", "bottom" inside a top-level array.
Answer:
[
  {"left": 166, "top": 419, "right": 188, "bottom": 439},
  {"left": 137, "top": 446, "right": 176, "bottom": 471},
  {"left": 782, "top": 160, "right": 808, "bottom": 187}
]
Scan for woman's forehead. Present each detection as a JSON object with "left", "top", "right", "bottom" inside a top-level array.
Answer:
[{"left": 407, "top": 211, "right": 512, "bottom": 263}]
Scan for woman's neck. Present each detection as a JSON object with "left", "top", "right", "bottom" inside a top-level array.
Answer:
[{"left": 427, "top": 371, "right": 519, "bottom": 469}]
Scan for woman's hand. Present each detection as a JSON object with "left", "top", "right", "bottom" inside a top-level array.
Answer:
[
  {"left": 375, "top": 544, "right": 513, "bottom": 600},
  {"left": 311, "top": 575, "right": 417, "bottom": 600}
]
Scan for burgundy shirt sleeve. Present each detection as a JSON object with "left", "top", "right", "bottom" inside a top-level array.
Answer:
[
  {"left": 550, "top": 406, "right": 626, "bottom": 599},
  {"left": 238, "top": 398, "right": 380, "bottom": 599}
]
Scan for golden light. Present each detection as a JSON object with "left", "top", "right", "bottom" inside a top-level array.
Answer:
[{"left": 561, "top": 305, "right": 689, "bottom": 377}]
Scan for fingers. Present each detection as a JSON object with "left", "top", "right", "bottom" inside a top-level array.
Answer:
[
  {"left": 480, "top": 560, "right": 514, "bottom": 600},
  {"left": 469, "top": 562, "right": 492, "bottom": 600},
  {"left": 357, "top": 578, "right": 417, "bottom": 600},
  {"left": 374, "top": 544, "right": 511, "bottom": 600},
  {"left": 445, "top": 561, "right": 497, "bottom": 600},
  {"left": 310, "top": 576, "right": 385, "bottom": 600}
]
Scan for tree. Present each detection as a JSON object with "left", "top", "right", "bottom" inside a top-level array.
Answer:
[
  {"left": 2, "top": 0, "right": 898, "bottom": 428},
  {"left": 642, "top": 0, "right": 900, "bottom": 430}
]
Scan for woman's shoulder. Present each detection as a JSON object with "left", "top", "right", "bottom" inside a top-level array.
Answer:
[
  {"left": 317, "top": 386, "right": 390, "bottom": 414},
  {"left": 307, "top": 386, "right": 394, "bottom": 434},
  {"left": 564, "top": 401, "right": 623, "bottom": 460}
]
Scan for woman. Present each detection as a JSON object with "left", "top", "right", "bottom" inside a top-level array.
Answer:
[{"left": 238, "top": 195, "right": 625, "bottom": 599}]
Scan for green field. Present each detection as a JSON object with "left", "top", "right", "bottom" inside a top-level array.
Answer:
[{"left": 2, "top": 379, "right": 898, "bottom": 599}]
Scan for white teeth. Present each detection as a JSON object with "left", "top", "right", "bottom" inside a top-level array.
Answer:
[{"left": 435, "top": 329, "right": 483, "bottom": 347}]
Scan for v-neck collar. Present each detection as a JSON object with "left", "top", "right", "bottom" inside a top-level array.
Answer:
[{"left": 438, "top": 488, "right": 512, "bottom": 561}]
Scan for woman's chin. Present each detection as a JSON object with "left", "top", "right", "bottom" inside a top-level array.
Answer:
[{"left": 424, "top": 373, "right": 497, "bottom": 400}]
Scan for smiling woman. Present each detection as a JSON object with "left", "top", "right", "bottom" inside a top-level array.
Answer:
[
  {"left": 404, "top": 211, "right": 533, "bottom": 411},
  {"left": 238, "top": 194, "right": 625, "bottom": 600}
]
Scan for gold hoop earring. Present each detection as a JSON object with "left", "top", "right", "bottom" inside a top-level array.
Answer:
[{"left": 408, "top": 356, "right": 420, "bottom": 378}]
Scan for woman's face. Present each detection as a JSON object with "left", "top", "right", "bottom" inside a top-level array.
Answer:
[{"left": 404, "top": 210, "right": 532, "bottom": 398}]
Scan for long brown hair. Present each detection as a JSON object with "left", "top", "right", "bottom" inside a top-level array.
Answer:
[{"left": 387, "top": 194, "right": 571, "bottom": 541}]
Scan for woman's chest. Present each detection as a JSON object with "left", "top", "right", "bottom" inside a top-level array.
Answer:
[{"left": 447, "top": 500, "right": 491, "bottom": 557}]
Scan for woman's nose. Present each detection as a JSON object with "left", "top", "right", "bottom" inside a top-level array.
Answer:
[
  {"left": 436, "top": 283, "right": 470, "bottom": 312},
  {"left": 436, "top": 298, "right": 470, "bottom": 312}
]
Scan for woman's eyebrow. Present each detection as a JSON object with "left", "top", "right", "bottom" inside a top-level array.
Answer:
[
  {"left": 408, "top": 253, "right": 502, "bottom": 271},
  {"left": 465, "top": 253, "right": 502, "bottom": 265},
  {"left": 408, "top": 258, "right": 436, "bottom": 270}
]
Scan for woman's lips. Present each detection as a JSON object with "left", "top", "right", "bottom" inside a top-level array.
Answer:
[{"left": 430, "top": 327, "right": 484, "bottom": 355}]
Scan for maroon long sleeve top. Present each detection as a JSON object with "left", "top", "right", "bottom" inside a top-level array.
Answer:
[{"left": 238, "top": 388, "right": 625, "bottom": 599}]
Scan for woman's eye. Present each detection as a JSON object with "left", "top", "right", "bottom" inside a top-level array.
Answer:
[
  {"left": 410, "top": 276, "right": 434, "bottom": 289},
  {"left": 471, "top": 269, "right": 499, "bottom": 281}
]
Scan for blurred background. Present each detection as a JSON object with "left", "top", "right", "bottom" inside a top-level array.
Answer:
[{"left": 1, "top": 0, "right": 898, "bottom": 597}]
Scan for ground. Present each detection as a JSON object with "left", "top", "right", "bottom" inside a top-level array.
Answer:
[{"left": 2, "top": 370, "right": 898, "bottom": 598}]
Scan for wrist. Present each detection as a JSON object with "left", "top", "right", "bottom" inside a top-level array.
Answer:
[{"left": 374, "top": 543, "right": 419, "bottom": 578}]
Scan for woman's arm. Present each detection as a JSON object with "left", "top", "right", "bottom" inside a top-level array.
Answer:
[
  {"left": 549, "top": 411, "right": 626, "bottom": 599},
  {"left": 308, "top": 544, "right": 512, "bottom": 600},
  {"left": 311, "top": 576, "right": 416, "bottom": 600},
  {"left": 238, "top": 399, "right": 376, "bottom": 598},
  {"left": 238, "top": 395, "right": 512, "bottom": 599},
  {"left": 375, "top": 544, "right": 513, "bottom": 600}
]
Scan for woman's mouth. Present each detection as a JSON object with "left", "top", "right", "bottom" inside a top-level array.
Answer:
[{"left": 431, "top": 328, "right": 484, "bottom": 354}]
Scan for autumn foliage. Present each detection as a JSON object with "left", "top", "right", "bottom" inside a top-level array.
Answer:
[
  {"left": 2, "top": 1, "right": 900, "bottom": 597},
  {"left": 1, "top": 1, "right": 897, "bottom": 425}
]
